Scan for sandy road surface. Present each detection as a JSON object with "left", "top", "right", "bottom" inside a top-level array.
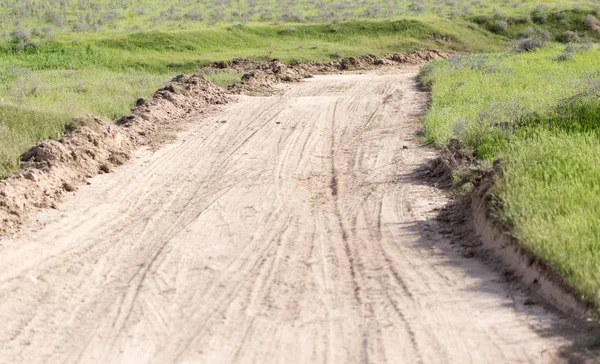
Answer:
[{"left": 0, "top": 70, "right": 580, "bottom": 363}]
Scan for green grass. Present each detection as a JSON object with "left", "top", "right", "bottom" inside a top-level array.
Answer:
[
  {"left": 0, "top": 17, "right": 503, "bottom": 177},
  {"left": 496, "top": 131, "right": 600, "bottom": 305},
  {"left": 470, "top": 8, "right": 600, "bottom": 41},
  {"left": 421, "top": 44, "right": 600, "bottom": 308},
  {"left": 420, "top": 46, "right": 600, "bottom": 158},
  {"left": 1, "top": 0, "right": 593, "bottom": 34},
  {"left": 0, "top": 68, "right": 167, "bottom": 176}
]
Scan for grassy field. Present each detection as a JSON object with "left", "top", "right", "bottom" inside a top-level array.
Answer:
[
  {"left": 0, "top": 0, "right": 593, "bottom": 32},
  {"left": 420, "top": 45, "right": 600, "bottom": 308}
]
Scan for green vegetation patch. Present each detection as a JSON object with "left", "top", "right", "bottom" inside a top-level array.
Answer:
[{"left": 421, "top": 44, "right": 600, "bottom": 307}]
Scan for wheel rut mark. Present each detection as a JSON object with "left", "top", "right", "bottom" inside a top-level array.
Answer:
[
  {"left": 329, "top": 98, "right": 372, "bottom": 364},
  {"left": 329, "top": 99, "right": 362, "bottom": 306}
]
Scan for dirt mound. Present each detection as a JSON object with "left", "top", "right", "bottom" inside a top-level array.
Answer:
[
  {"left": 206, "top": 57, "right": 256, "bottom": 70},
  {"left": 227, "top": 50, "right": 447, "bottom": 95},
  {"left": 118, "top": 75, "right": 230, "bottom": 145},
  {"left": 417, "top": 138, "right": 475, "bottom": 189},
  {"left": 227, "top": 60, "right": 310, "bottom": 95},
  {"left": 0, "top": 75, "right": 230, "bottom": 236}
]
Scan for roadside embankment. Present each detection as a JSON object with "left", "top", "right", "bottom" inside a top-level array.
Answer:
[{"left": 419, "top": 44, "right": 600, "bottom": 317}]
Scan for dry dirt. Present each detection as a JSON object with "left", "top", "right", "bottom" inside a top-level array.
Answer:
[
  {"left": 0, "top": 75, "right": 230, "bottom": 236},
  {"left": 225, "top": 51, "right": 447, "bottom": 95},
  {"left": 0, "top": 69, "right": 590, "bottom": 363}
]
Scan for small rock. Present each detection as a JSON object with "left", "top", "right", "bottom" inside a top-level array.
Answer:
[
  {"left": 63, "top": 182, "right": 76, "bottom": 192},
  {"left": 23, "top": 172, "right": 37, "bottom": 182}
]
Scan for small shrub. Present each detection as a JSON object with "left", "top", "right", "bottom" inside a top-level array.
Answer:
[
  {"left": 551, "top": 42, "right": 592, "bottom": 62},
  {"left": 585, "top": 14, "right": 599, "bottom": 30},
  {"left": 133, "top": 7, "right": 147, "bottom": 16},
  {"left": 184, "top": 10, "right": 204, "bottom": 21},
  {"left": 561, "top": 30, "right": 579, "bottom": 42},
  {"left": 280, "top": 13, "right": 307, "bottom": 23},
  {"left": 363, "top": 4, "right": 381, "bottom": 17},
  {"left": 519, "top": 26, "right": 535, "bottom": 38},
  {"left": 538, "top": 29, "right": 551, "bottom": 42},
  {"left": 31, "top": 27, "right": 42, "bottom": 37},
  {"left": 551, "top": 52, "right": 573, "bottom": 62},
  {"left": 491, "top": 20, "right": 508, "bottom": 33},
  {"left": 41, "top": 26, "right": 53, "bottom": 38},
  {"left": 513, "top": 38, "right": 544, "bottom": 53},
  {"left": 409, "top": 0, "right": 426, "bottom": 13},
  {"left": 531, "top": 11, "right": 547, "bottom": 24},
  {"left": 73, "top": 23, "right": 89, "bottom": 32},
  {"left": 11, "top": 28, "right": 31, "bottom": 42},
  {"left": 279, "top": 26, "right": 297, "bottom": 34},
  {"left": 99, "top": 11, "right": 121, "bottom": 25}
]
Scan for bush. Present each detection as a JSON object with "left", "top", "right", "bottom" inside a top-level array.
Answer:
[
  {"left": 491, "top": 20, "right": 508, "bottom": 33},
  {"left": 538, "top": 29, "right": 551, "bottom": 42},
  {"left": 513, "top": 38, "right": 544, "bottom": 53},
  {"left": 280, "top": 13, "right": 307, "bottom": 23},
  {"left": 11, "top": 28, "right": 31, "bottom": 42},
  {"left": 184, "top": 10, "right": 204, "bottom": 21},
  {"left": 585, "top": 14, "right": 599, "bottom": 30},
  {"left": 519, "top": 26, "right": 535, "bottom": 38},
  {"left": 561, "top": 30, "right": 579, "bottom": 42},
  {"left": 279, "top": 26, "right": 298, "bottom": 34},
  {"left": 73, "top": 23, "right": 90, "bottom": 32},
  {"left": 531, "top": 11, "right": 547, "bottom": 24},
  {"left": 551, "top": 51, "right": 573, "bottom": 62}
]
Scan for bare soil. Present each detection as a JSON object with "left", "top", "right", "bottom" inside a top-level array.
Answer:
[
  {"left": 225, "top": 50, "right": 447, "bottom": 95},
  {"left": 0, "top": 69, "right": 591, "bottom": 363},
  {"left": 0, "top": 75, "right": 230, "bottom": 236}
]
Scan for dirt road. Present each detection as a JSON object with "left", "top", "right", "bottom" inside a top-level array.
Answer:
[{"left": 0, "top": 70, "right": 580, "bottom": 363}]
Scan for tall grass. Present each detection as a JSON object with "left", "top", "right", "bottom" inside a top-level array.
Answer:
[
  {"left": 494, "top": 131, "right": 600, "bottom": 305},
  {"left": 421, "top": 44, "right": 600, "bottom": 308},
  {"left": 420, "top": 47, "right": 600, "bottom": 158}
]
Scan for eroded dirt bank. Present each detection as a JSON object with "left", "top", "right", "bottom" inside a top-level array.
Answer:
[{"left": 0, "top": 70, "right": 587, "bottom": 363}]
